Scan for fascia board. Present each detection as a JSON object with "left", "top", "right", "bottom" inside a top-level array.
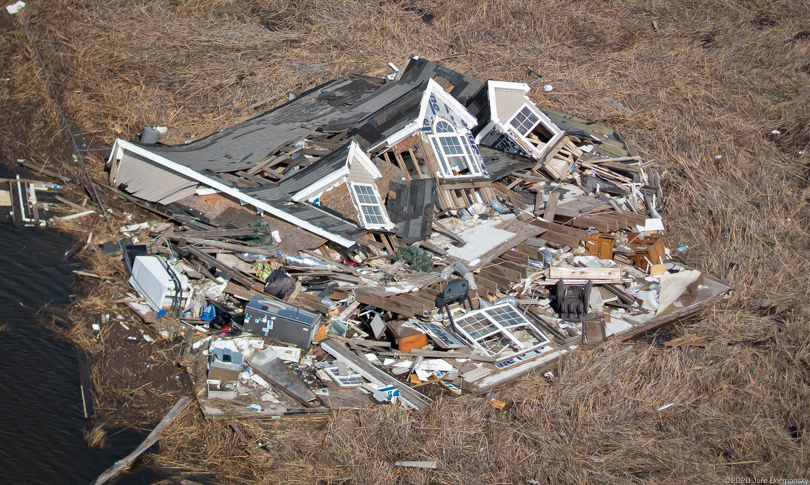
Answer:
[
  {"left": 112, "top": 139, "right": 356, "bottom": 247},
  {"left": 291, "top": 169, "right": 348, "bottom": 202}
]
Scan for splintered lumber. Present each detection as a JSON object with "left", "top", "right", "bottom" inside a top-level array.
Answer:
[
  {"left": 224, "top": 281, "right": 330, "bottom": 315},
  {"left": 184, "top": 245, "right": 257, "bottom": 288},
  {"left": 532, "top": 220, "right": 589, "bottom": 241},
  {"left": 301, "top": 249, "right": 363, "bottom": 276},
  {"left": 178, "top": 228, "right": 260, "bottom": 239},
  {"left": 92, "top": 397, "right": 191, "bottom": 485},
  {"left": 355, "top": 289, "right": 415, "bottom": 317},
  {"left": 320, "top": 339, "right": 430, "bottom": 411},
  {"left": 546, "top": 266, "right": 623, "bottom": 283},
  {"left": 376, "top": 348, "right": 496, "bottom": 363},
  {"left": 432, "top": 220, "right": 465, "bottom": 245},
  {"left": 16, "top": 159, "right": 72, "bottom": 184},
  {"left": 171, "top": 236, "right": 283, "bottom": 259}
]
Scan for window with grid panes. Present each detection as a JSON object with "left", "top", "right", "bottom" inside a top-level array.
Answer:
[
  {"left": 351, "top": 183, "right": 387, "bottom": 227},
  {"left": 509, "top": 105, "right": 540, "bottom": 137}
]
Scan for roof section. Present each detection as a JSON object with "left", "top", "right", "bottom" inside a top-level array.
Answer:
[
  {"left": 479, "top": 146, "right": 536, "bottom": 180},
  {"left": 396, "top": 56, "right": 485, "bottom": 106},
  {"left": 274, "top": 143, "right": 353, "bottom": 197},
  {"left": 134, "top": 78, "right": 385, "bottom": 174}
]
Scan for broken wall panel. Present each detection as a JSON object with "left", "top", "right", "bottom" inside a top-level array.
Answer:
[{"left": 114, "top": 151, "right": 199, "bottom": 205}]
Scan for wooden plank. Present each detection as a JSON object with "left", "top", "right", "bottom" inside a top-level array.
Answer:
[
  {"left": 542, "top": 191, "right": 561, "bottom": 221},
  {"left": 532, "top": 220, "right": 589, "bottom": 241},
  {"left": 494, "top": 257, "right": 529, "bottom": 278},
  {"left": 301, "top": 249, "right": 363, "bottom": 277},
  {"left": 185, "top": 245, "right": 257, "bottom": 288},
  {"left": 235, "top": 170, "right": 273, "bottom": 185},
  {"left": 432, "top": 220, "right": 465, "bottom": 245},
  {"left": 391, "top": 133, "right": 420, "bottom": 155},
  {"left": 474, "top": 275, "right": 499, "bottom": 295},
  {"left": 515, "top": 244, "right": 541, "bottom": 260},
  {"left": 375, "top": 348, "right": 496, "bottom": 363},
  {"left": 534, "top": 191, "right": 543, "bottom": 216},
  {"left": 418, "top": 240, "right": 447, "bottom": 256},
  {"left": 532, "top": 228, "right": 580, "bottom": 248},
  {"left": 548, "top": 266, "right": 622, "bottom": 281},
  {"left": 477, "top": 267, "right": 514, "bottom": 289},
  {"left": 92, "top": 397, "right": 190, "bottom": 485},
  {"left": 407, "top": 148, "right": 424, "bottom": 178},
  {"left": 178, "top": 228, "right": 260, "bottom": 239},
  {"left": 15, "top": 159, "right": 73, "bottom": 184},
  {"left": 320, "top": 340, "right": 430, "bottom": 411},
  {"left": 212, "top": 171, "right": 261, "bottom": 188},
  {"left": 355, "top": 289, "right": 415, "bottom": 317},
  {"left": 499, "top": 250, "right": 529, "bottom": 265},
  {"left": 561, "top": 215, "right": 613, "bottom": 233},
  {"left": 594, "top": 211, "right": 630, "bottom": 230},
  {"left": 396, "top": 292, "right": 436, "bottom": 312},
  {"left": 390, "top": 294, "right": 428, "bottom": 315}
]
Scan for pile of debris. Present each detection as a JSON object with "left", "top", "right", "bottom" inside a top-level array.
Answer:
[{"left": 77, "top": 56, "right": 730, "bottom": 418}]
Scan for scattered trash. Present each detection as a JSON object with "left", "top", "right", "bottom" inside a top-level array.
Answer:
[{"left": 5, "top": 0, "right": 24, "bottom": 14}]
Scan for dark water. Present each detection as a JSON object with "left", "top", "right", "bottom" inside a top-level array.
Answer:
[{"left": 0, "top": 176, "right": 165, "bottom": 482}]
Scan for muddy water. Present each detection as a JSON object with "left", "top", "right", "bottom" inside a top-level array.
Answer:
[{"left": 0, "top": 170, "right": 163, "bottom": 483}]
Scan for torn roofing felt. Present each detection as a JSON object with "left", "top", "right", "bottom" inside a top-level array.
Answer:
[
  {"left": 386, "top": 178, "right": 436, "bottom": 244},
  {"left": 396, "top": 56, "right": 484, "bottom": 106},
  {"left": 479, "top": 146, "right": 536, "bottom": 180}
]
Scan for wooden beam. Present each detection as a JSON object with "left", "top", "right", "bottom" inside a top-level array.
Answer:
[
  {"left": 185, "top": 245, "right": 258, "bottom": 288},
  {"left": 92, "top": 397, "right": 190, "bottom": 485},
  {"left": 542, "top": 191, "right": 560, "bottom": 220},
  {"left": 354, "top": 289, "right": 415, "bottom": 317},
  {"left": 320, "top": 339, "right": 430, "bottom": 411},
  {"left": 532, "top": 220, "right": 589, "bottom": 241},
  {"left": 432, "top": 220, "right": 465, "bottom": 245}
]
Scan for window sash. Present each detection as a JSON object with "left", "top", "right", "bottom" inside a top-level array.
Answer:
[
  {"left": 453, "top": 303, "right": 550, "bottom": 359},
  {"left": 429, "top": 133, "right": 480, "bottom": 178},
  {"left": 351, "top": 183, "right": 389, "bottom": 228},
  {"left": 509, "top": 105, "right": 541, "bottom": 137}
]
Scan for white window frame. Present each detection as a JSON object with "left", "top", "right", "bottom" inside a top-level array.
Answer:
[
  {"left": 428, "top": 118, "right": 481, "bottom": 179},
  {"left": 507, "top": 104, "right": 541, "bottom": 138},
  {"left": 453, "top": 303, "right": 550, "bottom": 361},
  {"left": 349, "top": 182, "right": 391, "bottom": 229}
]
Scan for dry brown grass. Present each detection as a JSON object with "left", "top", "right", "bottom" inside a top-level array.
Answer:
[
  {"left": 84, "top": 423, "right": 108, "bottom": 449},
  {"left": 2, "top": 0, "right": 810, "bottom": 483}
]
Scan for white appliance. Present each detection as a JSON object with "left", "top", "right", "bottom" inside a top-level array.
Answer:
[{"left": 129, "top": 255, "right": 192, "bottom": 313}]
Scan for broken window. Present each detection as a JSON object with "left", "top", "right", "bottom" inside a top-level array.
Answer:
[
  {"left": 324, "top": 365, "right": 367, "bottom": 388},
  {"left": 509, "top": 105, "right": 540, "bottom": 137},
  {"left": 453, "top": 303, "right": 550, "bottom": 360},
  {"left": 428, "top": 118, "right": 481, "bottom": 178},
  {"left": 350, "top": 183, "right": 389, "bottom": 228}
]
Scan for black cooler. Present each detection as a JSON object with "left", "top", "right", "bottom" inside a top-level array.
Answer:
[{"left": 243, "top": 295, "right": 322, "bottom": 348}]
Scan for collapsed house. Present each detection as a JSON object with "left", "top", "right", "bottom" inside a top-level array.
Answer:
[{"left": 105, "top": 56, "right": 731, "bottom": 417}]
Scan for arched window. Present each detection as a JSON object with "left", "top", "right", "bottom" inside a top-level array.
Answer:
[{"left": 428, "top": 118, "right": 481, "bottom": 178}]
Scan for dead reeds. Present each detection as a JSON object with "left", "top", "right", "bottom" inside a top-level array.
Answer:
[{"left": 2, "top": 0, "right": 809, "bottom": 482}]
